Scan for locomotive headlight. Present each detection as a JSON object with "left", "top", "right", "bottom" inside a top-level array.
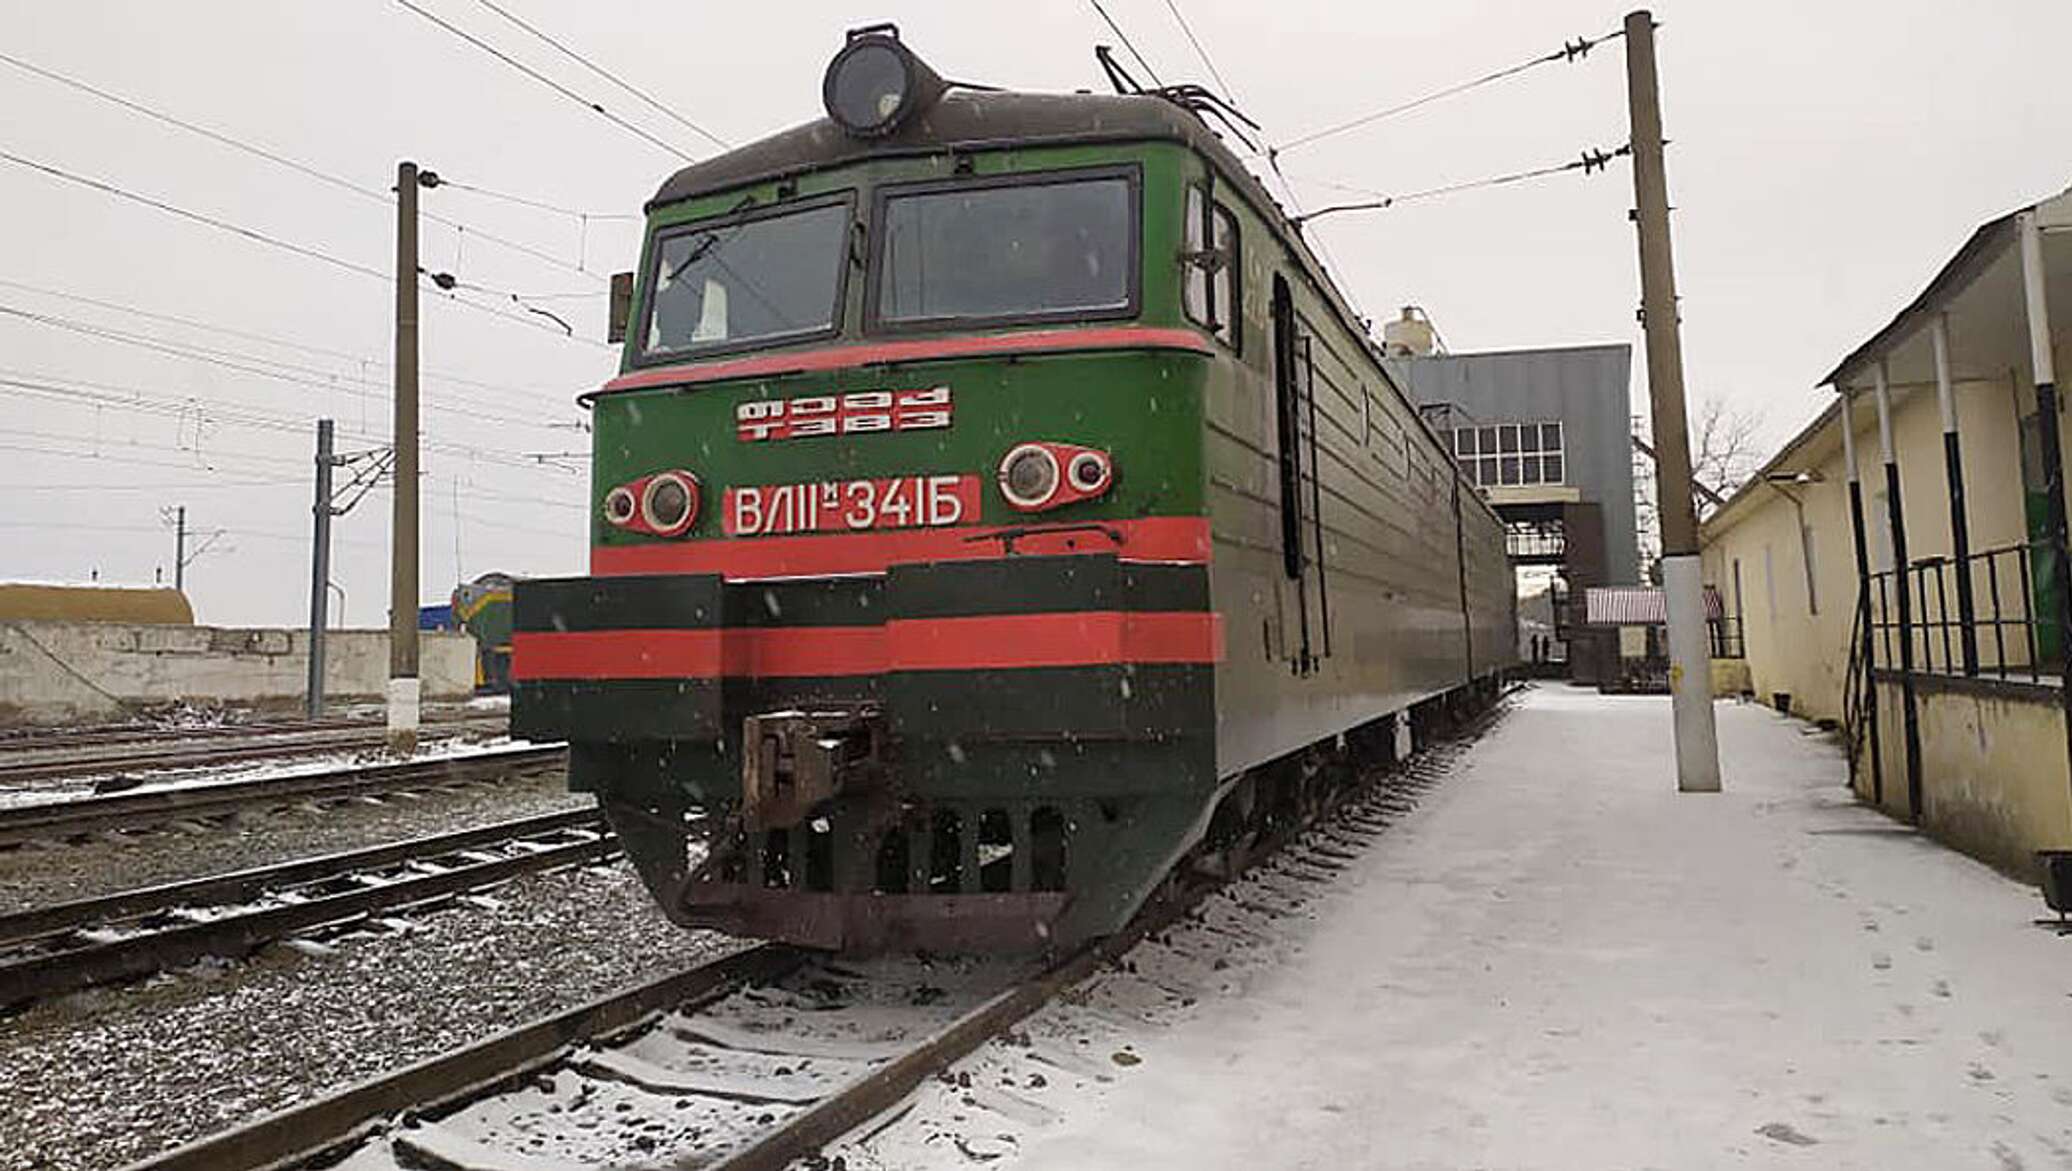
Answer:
[
  {"left": 822, "top": 24, "right": 946, "bottom": 139},
  {"left": 640, "top": 471, "right": 701, "bottom": 536},
  {"left": 999, "top": 443, "right": 1061, "bottom": 511},
  {"left": 603, "top": 486, "right": 637, "bottom": 527},
  {"left": 1068, "top": 450, "right": 1112, "bottom": 494}
]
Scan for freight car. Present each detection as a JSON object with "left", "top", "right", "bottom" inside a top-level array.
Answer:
[{"left": 512, "top": 27, "right": 1516, "bottom": 953}]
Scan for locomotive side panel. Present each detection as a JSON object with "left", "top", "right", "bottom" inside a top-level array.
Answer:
[{"left": 1196, "top": 151, "right": 1513, "bottom": 778}]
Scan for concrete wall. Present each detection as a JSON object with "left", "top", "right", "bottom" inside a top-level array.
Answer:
[
  {"left": 1386, "top": 344, "right": 1641, "bottom": 584},
  {"left": 1867, "top": 678, "right": 2072, "bottom": 873},
  {"left": 0, "top": 622, "right": 476, "bottom": 727}
]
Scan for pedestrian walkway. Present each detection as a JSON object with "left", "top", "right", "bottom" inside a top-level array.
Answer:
[{"left": 1009, "top": 687, "right": 2072, "bottom": 1169}]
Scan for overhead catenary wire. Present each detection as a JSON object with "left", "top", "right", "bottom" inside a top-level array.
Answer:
[
  {"left": 0, "top": 148, "right": 386, "bottom": 282},
  {"left": 393, "top": 0, "right": 698, "bottom": 164},
  {"left": 1288, "top": 143, "right": 1633, "bottom": 224},
  {"left": 0, "top": 304, "right": 578, "bottom": 431},
  {"left": 437, "top": 179, "right": 638, "bottom": 221},
  {"left": 1087, "top": 0, "right": 1165, "bottom": 87},
  {"left": 0, "top": 276, "right": 577, "bottom": 401},
  {"left": 1161, "top": 0, "right": 1238, "bottom": 103},
  {"left": 1273, "top": 27, "right": 1624, "bottom": 155},
  {"left": 0, "top": 49, "right": 614, "bottom": 284},
  {"left": 463, "top": 0, "right": 730, "bottom": 152},
  {"left": 0, "top": 147, "right": 609, "bottom": 346}
]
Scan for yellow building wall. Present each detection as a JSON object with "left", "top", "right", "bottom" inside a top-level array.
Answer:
[
  {"left": 1867, "top": 679, "right": 2072, "bottom": 876},
  {"left": 1701, "top": 372, "right": 2037, "bottom": 722},
  {"left": 1705, "top": 369, "right": 2072, "bottom": 875}
]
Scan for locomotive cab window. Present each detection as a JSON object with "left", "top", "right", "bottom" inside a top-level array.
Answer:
[
  {"left": 1182, "top": 185, "right": 1240, "bottom": 350},
  {"left": 639, "top": 196, "right": 852, "bottom": 361},
  {"left": 871, "top": 167, "right": 1138, "bottom": 328}
]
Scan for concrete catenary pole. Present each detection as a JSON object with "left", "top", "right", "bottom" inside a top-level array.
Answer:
[
  {"left": 1623, "top": 10, "right": 1721, "bottom": 792},
  {"left": 388, "top": 162, "right": 422, "bottom": 755},
  {"left": 172, "top": 505, "right": 187, "bottom": 592},
  {"left": 307, "top": 418, "right": 335, "bottom": 719}
]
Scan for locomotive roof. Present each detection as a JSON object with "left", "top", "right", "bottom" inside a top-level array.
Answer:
[{"left": 649, "top": 91, "right": 1261, "bottom": 212}]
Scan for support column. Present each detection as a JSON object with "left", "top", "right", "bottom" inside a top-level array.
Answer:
[
  {"left": 1841, "top": 390, "right": 1884, "bottom": 804},
  {"left": 1876, "top": 361, "right": 1924, "bottom": 821},
  {"left": 2018, "top": 211, "right": 2072, "bottom": 821},
  {"left": 1932, "top": 315, "right": 1978, "bottom": 675}
]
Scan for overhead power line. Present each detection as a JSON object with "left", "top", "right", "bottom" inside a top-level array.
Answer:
[
  {"left": 463, "top": 0, "right": 730, "bottom": 151},
  {"left": 1087, "top": 0, "right": 1165, "bottom": 87},
  {"left": 1289, "top": 143, "right": 1633, "bottom": 224},
  {"left": 1274, "top": 27, "right": 1624, "bottom": 155},
  {"left": 394, "top": 0, "right": 698, "bottom": 163},
  {"left": 0, "top": 148, "right": 609, "bottom": 346},
  {"left": 0, "top": 277, "right": 574, "bottom": 401},
  {"left": 0, "top": 49, "right": 609, "bottom": 283},
  {"left": 438, "top": 179, "right": 638, "bottom": 221},
  {"left": 0, "top": 148, "right": 387, "bottom": 281},
  {"left": 1162, "top": 0, "right": 1238, "bottom": 102}
]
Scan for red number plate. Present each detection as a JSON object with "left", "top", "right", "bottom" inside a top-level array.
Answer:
[{"left": 723, "top": 474, "right": 982, "bottom": 537}]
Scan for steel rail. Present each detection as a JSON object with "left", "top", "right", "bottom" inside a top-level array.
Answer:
[
  {"left": 114, "top": 694, "right": 1513, "bottom": 1171},
  {"left": 0, "top": 815, "right": 615, "bottom": 1006},
  {"left": 0, "top": 719, "right": 510, "bottom": 784},
  {"left": 122, "top": 944, "right": 806, "bottom": 1171},
  {"left": 0, "top": 806, "right": 599, "bottom": 945},
  {"left": 0, "top": 708, "right": 501, "bottom": 755},
  {"left": 0, "top": 745, "right": 567, "bottom": 846}
]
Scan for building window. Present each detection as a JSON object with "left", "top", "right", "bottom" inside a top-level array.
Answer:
[{"left": 1450, "top": 420, "right": 1564, "bottom": 489}]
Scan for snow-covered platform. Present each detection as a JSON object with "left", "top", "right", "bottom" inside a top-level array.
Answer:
[{"left": 1002, "top": 687, "right": 2072, "bottom": 1168}]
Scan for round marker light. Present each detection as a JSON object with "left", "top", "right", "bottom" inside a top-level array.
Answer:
[
  {"left": 1068, "top": 450, "right": 1112, "bottom": 494},
  {"left": 999, "top": 444, "right": 1061, "bottom": 510},
  {"left": 822, "top": 25, "right": 946, "bottom": 139},
  {"left": 641, "top": 471, "right": 700, "bottom": 536},
  {"left": 604, "top": 486, "right": 637, "bottom": 527}
]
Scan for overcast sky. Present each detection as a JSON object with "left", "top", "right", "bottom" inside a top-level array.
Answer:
[{"left": 4, "top": 0, "right": 2068, "bottom": 627}]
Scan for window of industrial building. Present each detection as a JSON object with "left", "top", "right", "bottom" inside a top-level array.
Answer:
[{"left": 1451, "top": 421, "right": 1564, "bottom": 488}]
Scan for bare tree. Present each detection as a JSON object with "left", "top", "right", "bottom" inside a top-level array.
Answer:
[
  {"left": 1689, "top": 396, "right": 1764, "bottom": 504},
  {"left": 1631, "top": 396, "right": 1766, "bottom": 581}
]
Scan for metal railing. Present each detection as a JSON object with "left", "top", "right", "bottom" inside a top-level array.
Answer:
[{"left": 1868, "top": 540, "right": 2056, "bottom": 684}]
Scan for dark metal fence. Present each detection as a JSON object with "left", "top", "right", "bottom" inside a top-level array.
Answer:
[{"left": 1868, "top": 540, "right": 2051, "bottom": 683}]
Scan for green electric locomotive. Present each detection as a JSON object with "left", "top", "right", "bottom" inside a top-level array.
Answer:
[{"left": 512, "top": 27, "right": 1515, "bottom": 953}]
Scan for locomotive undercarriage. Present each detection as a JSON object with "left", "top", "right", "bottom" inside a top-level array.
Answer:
[{"left": 581, "top": 675, "right": 1501, "bottom": 954}]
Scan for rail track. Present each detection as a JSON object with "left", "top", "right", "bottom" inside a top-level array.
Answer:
[
  {"left": 0, "top": 806, "right": 612, "bottom": 1007},
  {"left": 0, "top": 744, "right": 567, "bottom": 847},
  {"left": 122, "top": 695, "right": 1511, "bottom": 1171},
  {"left": 0, "top": 715, "right": 510, "bottom": 786}
]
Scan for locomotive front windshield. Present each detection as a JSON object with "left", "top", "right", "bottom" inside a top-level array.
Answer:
[
  {"left": 643, "top": 199, "right": 850, "bottom": 358},
  {"left": 875, "top": 173, "right": 1134, "bottom": 325}
]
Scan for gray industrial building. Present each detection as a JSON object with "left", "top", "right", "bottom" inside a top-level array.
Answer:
[{"left": 1382, "top": 319, "right": 1640, "bottom": 683}]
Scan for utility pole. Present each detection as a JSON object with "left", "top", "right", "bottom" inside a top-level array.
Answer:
[
  {"left": 1624, "top": 9, "right": 1721, "bottom": 792},
  {"left": 388, "top": 160, "right": 423, "bottom": 756},
  {"left": 172, "top": 506, "right": 187, "bottom": 592},
  {"left": 307, "top": 419, "right": 335, "bottom": 718}
]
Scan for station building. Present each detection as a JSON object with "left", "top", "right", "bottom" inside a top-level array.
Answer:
[
  {"left": 1383, "top": 314, "right": 1641, "bottom": 685},
  {"left": 1700, "top": 183, "right": 2072, "bottom": 876}
]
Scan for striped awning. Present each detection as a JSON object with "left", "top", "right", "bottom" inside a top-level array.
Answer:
[{"left": 1584, "top": 586, "right": 1726, "bottom": 626}]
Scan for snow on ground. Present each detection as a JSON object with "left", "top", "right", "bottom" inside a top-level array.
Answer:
[
  {"left": 837, "top": 687, "right": 2072, "bottom": 1170},
  {"left": 0, "top": 732, "right": 549, "bottom": 812}
]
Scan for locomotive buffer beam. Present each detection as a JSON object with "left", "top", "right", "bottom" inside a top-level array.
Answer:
[{"left": 740, "top": 707, "right": 887, "bottom": 832}]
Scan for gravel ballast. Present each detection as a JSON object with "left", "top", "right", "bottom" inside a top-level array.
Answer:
[
  {"left": 0, "top": 858, "right": 737, "bottom": 1171},
  {"left": 0, "top": 768, "right": 585, "bottom": 913}
]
